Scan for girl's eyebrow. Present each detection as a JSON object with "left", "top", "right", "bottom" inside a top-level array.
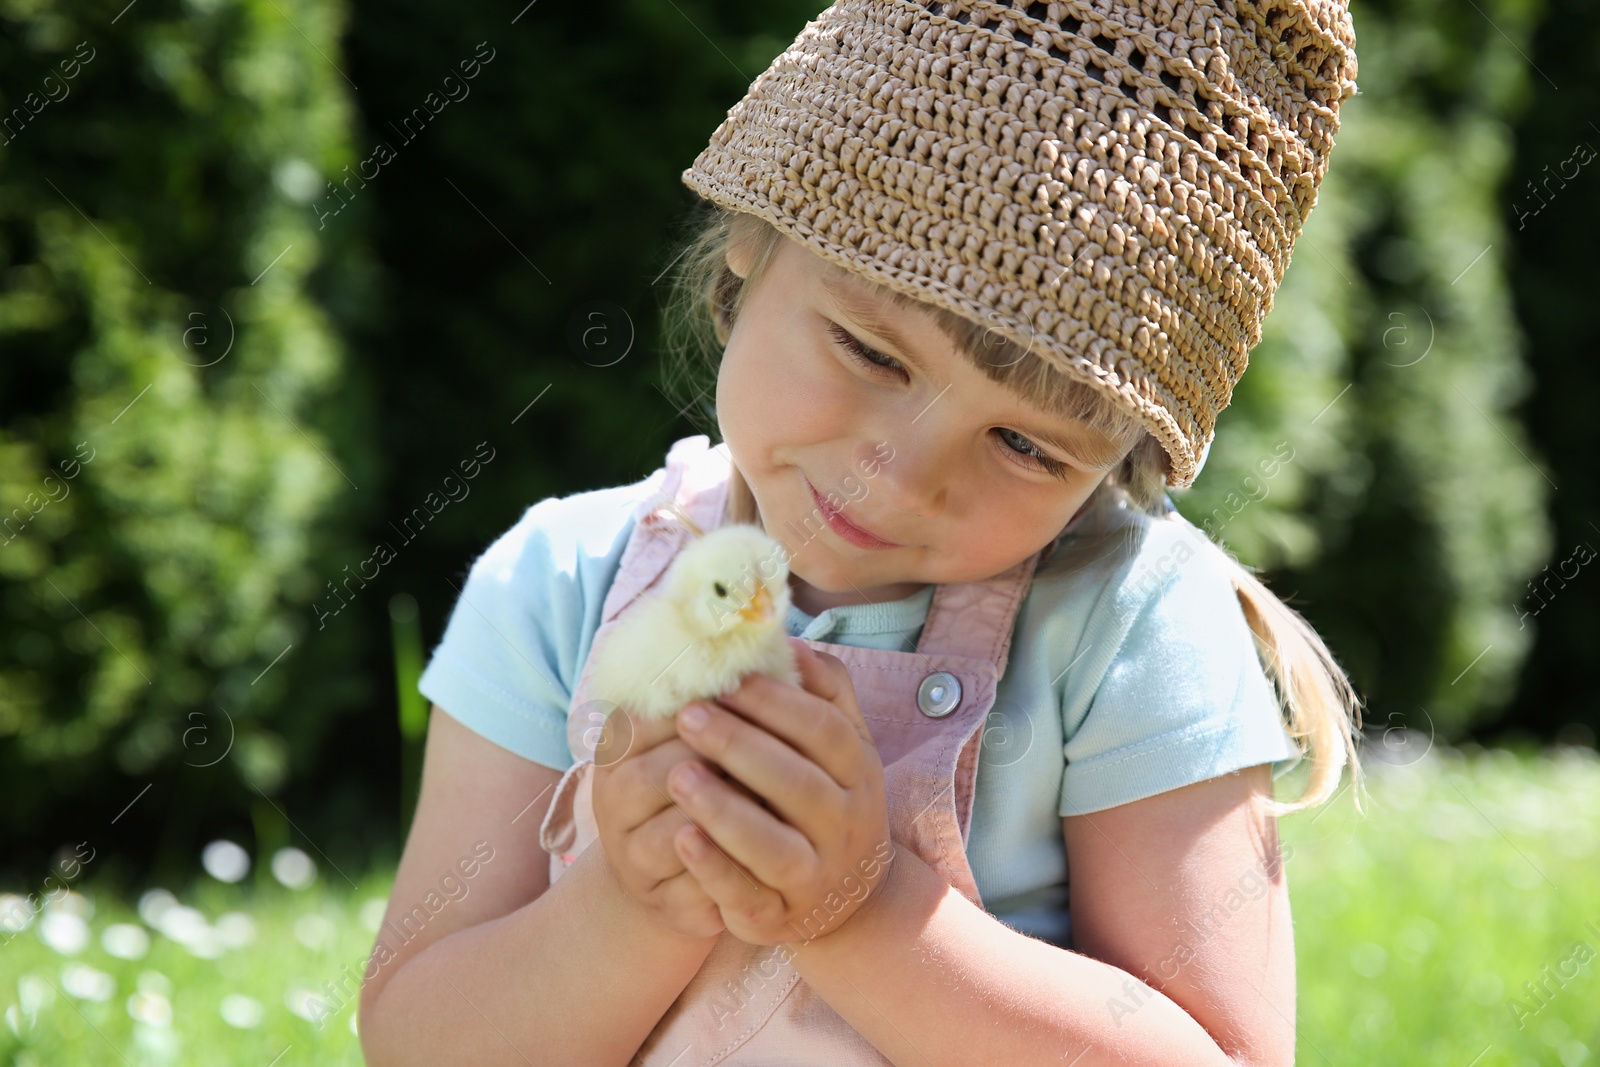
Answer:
[
  {"left": 818, "top": 271, "right": 923, "bottom": 359},
  {"left": 819, "top": 270, "right": 1125, "bottom": 472},
  {"left": 1023, "top": 425, "right": 1126, "bottom": 471}
]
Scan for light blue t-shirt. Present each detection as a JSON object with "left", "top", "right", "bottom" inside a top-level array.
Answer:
[{"left": 418, "top": 470, "right": 1303, "bottom": 948}]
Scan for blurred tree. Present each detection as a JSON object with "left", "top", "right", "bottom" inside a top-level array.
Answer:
[
  {"left": 1496, "top": 0, "right": 1600, "bottom": 747},
  {"left": 1176, "top": 0, "right": 1553, "bottom": 742},
  {"left": 0, "top": 0, "right": 379, "bottom": 880}
]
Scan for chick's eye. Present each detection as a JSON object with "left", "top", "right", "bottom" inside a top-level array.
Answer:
[{"left": 713, "top": 581, "right": 728, "bottom": 598}]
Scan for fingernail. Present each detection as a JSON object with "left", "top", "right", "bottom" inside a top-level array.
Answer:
[{"left": 680, "top": 704, "right": 710, "bottom": 730}]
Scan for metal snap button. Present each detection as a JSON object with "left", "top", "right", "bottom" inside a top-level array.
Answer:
[{"left": 916, "top": 671, "right": 962, "bottom": 718}]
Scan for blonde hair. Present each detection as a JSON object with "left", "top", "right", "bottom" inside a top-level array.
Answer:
[{"left": 658, "top": 200, "right": 1365, "bottom": 818}]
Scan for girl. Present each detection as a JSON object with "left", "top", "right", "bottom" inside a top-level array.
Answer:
[{"left": 359, "top": 1, "right": 1365, "bottom": 1064}]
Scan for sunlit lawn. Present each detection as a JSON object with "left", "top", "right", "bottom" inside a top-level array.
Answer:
[
  {"left": 2, "top": 744, "right": 1596, "bottom": 1066},
  {"left": 1, "top": 852, "right": 385, "bottom": 1066},
  {"left": 1287, "top": 742, "right": 1599, "bottom": 1067}
]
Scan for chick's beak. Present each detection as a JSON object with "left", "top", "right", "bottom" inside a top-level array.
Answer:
[{"left": 737, "top": 583, "right": 774, "bottom": 624}]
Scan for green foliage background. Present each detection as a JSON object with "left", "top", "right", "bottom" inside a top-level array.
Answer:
[
  {"left": 1176, "top": 0, "right": 1557, "bottom": 739},
  {"left": 0, "top": 0, "right": 382, "bottom": 880},
  {"left": 0, "top": 0, "right": 1594, "bottom": 883}
]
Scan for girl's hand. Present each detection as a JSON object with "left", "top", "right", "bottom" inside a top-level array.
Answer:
[
  {"left": 590, "top": 705, "right": 767, "bottom": 940},
  {"left": 667, "top": 638, "right": 896, "bottom": 948}
]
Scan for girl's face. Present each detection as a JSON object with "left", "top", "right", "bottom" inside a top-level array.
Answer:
[{"left": 717, "top": 233, "right": 1129, "bottom": 614}]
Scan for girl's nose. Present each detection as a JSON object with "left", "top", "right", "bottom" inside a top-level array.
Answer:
[{"left": 863, "top": 428, "right": 949, "bottom": 520}]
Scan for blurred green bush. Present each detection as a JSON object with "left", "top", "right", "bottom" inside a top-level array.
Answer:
[
  {"left": 0, "top": 0, "right": 380, "bottom": 875},
  {"left": 1171, "top": 0, "right": 1554, "bottom": 739}
]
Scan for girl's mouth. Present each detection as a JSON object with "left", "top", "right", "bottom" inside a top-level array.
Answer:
[{"left": 807, "top": 478, "right": 901, "bottom": 550}]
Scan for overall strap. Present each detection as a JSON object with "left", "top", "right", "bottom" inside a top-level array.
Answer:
[
  {"left": 916, "top": 549, "right": 1039, "bottom": 679},
  {"left": 597, "top": 434, "right": 733, "bottom": 626}
]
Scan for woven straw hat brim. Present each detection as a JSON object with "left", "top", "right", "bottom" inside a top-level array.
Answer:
[{"left": 683, "top": 0, "right": 1358, "bottom": 488}]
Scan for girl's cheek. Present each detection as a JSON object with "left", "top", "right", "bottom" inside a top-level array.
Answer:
[
  {"left": 759, "top": 330, "right": 840, "bottom": 413},
  {"left": 719, "top": 333, "right": 806, "bottom": 440},
  {"left": 798, "top": 364, "right": 871, "bottom": 433}
]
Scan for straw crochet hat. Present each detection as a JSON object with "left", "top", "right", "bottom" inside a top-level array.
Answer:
[{"left": 681, "top": 0, "right": 1358, "bottom": 488}]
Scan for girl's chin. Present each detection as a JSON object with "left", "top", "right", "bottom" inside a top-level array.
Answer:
[
  {"left": 784, "top": 547, "right": 858, "bottom": 589},
  {"left": 787, "top": 556, "right": 925, "bottom": 600},
  {"left": 785, "top": 562, "right": 851, "bottom": 604}
]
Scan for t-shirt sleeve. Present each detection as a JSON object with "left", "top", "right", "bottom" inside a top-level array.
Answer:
[
  {"left": 1058, "top": 524, "right": 1304, "bottom": 817},
  {"left": 417, "top": 482, "right": 642, "bottom": 773}
]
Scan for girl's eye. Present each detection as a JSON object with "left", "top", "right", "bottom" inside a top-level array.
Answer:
[
  {"left": 828, "top": 321, "right": 1072, "bottom": 481},
  {"left": 994, "top": 428, "right": 1071, "bottom": 480},
  {"left": 827, "top": 322, "right": 905, "bottom": 378}
]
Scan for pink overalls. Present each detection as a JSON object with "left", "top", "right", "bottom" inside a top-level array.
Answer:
[{"left": 539, "top": 435, "right": 1044, "bottom": 1065}]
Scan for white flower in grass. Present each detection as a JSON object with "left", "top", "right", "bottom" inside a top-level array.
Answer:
[
  {"left": 39, "top": 911, "right": 89, "bottom": 955},
  {"left": 46, "top": 890, "right": 91, "bottom": 919},
  {"left": 155, "top": 904, "right": 206, "bottom": 944},
  {"left": 102, "top": 923, "right": 151, "bottom": 960},
  {"left": 148, "top": 902, "right": 223, "bottom": 959},
  {"left": 181, "top": 925, "right": 223, "bottom": 959},
  {"left": 138, "top": 888, "right": 178, "bottom": 928},
  {"left": 359, "top": 897, "right": 388, "bottom": 932},
  {"left": 285, "top": 987, "right": 334, "bottom": 1024},
  {"left": 202, "top": 840, "right": 251, "bottom": 883},
  {"left": 0, "top": 893, "right": 35, "bottom": 936},
  {"left": 127, "top": 990, "right": 172, "bottom": 1026},
  {"left": 7, "top": 975, "right": 53, "bottom": 1035},
  {"left": 137, "top": 971, "right": 172, "bottom": 997},
  {"left": 17, "top": 975, "right": 54, "bottom": 1015},
  {"left": 61, "top": 963, "right": 115, "bottom": 1001},
  {"left": 271, "top": 847, "right": 317, "bottom": 890},
  {"left": 132, "top": 1017, "right": 180, "bottom": 1062},
  {"left": 216, "top": 911, "right": 257, "bottom": 949},
  {"left": 294, "top": 913, "right": 335, "bottom": 950},
  {"left": 8, "top": 977, "right": 41, "bottom": 1037},
  {"left": 220, "top": 993, "right": 264, "bottom": 1029}
]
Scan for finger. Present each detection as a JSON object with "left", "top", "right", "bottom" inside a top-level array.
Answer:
[
  {"left": 791, "top": 638, "right": 849, "bottom": 703},
  {"left": 630, "top": 760, "right": 769, "bottom": 880},
  {"left": 632, "top": 753, "right": 774, "bottom": 864},
  {"left": 630, "top": 802, "right": 705, "bottom": 882},
  {"left": 673, "top": 821, "right": 778, "bottom": 922},
  {"left": 655, "top": 867, "right": 726, "bottom": 937},
  {"left": 707, "top": 667, "right": 867, "bottom": 790},
  {"left": 675, "top": 701, "right": 844, "bottom": 835},
  {"left": 614, "top": 736, "right": 715, "bottom": 808},
  {"left": 593, "top": 705, "right": 678, "bottom": 768},
  {"left": 666, "top": 758, "right": 814, "bottom": 892},
  {"left": 793, "top": 642, "right": 876, "bottom": 748}
]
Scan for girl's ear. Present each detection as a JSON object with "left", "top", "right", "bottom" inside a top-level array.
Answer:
[
  {"left": 725, "top": 233, "right": 756, "bottom": 280},
  {"left": 724, "top": 211, "right": 767, "bottom": 280}
]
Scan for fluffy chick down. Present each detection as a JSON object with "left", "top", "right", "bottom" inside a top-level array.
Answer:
[{"left": 586, "top": 523, "right": 802, "bottom": 721}]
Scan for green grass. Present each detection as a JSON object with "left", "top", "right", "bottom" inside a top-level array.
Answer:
[
  {"left": 1284, "top": 743, "right": 1600, "bottom": 1066},
  {"left": 2, "top": 745, "right": 1596, "bottom": 1065},
  {"left": 0, "top": 863, "right": 388, "bottom": 1065}
]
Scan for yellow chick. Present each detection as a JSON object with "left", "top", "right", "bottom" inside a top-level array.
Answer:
[{"left": 587, "top": 522, "right": 802, "bottom": 721}]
